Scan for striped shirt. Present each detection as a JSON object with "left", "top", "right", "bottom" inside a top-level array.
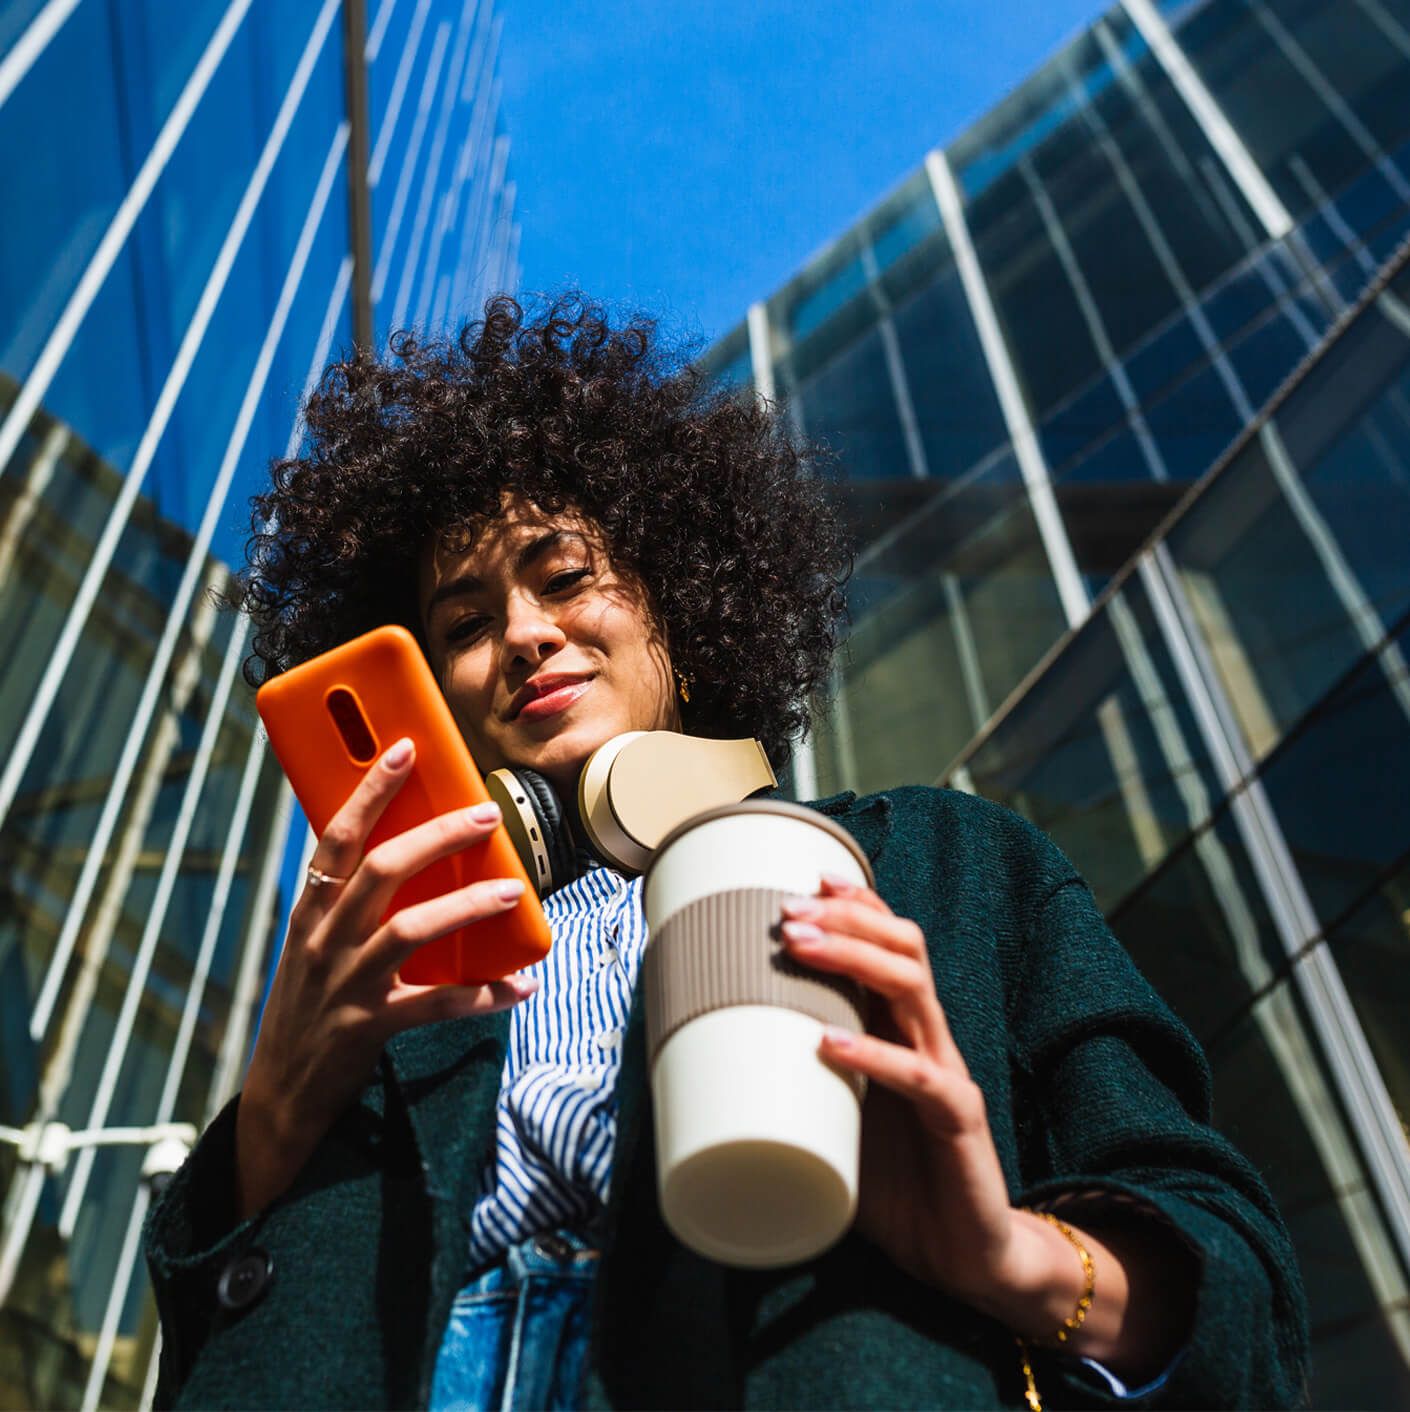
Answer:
[{"left": 466, "top": 862, "right": 647, "bottom": 1268}]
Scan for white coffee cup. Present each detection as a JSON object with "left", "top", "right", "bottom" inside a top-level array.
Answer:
[{"left": 641, "top": 801, "right": 874, "bottom": 1268}]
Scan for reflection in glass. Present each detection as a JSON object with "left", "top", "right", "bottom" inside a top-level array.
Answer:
[
  {"left": 1171, "top": 293, "right": 1410, "bottom": 759},
  {"left": 1257, "top": 614, "right": 1410, "bottom": 939},
  {"left": 695, "top": 321, "right": 752, "bottom": 395},
  {"left": 1109, "top": 808, "right": 1287, "bottom": 1045},
  {"left": 813, "top": 466, "right": 1063, "bottom": 797},
  {"left": 1175, "top": 0, "right": 1410, "bottom": 232},
  {"left": 1324, "top": 855, "right": 1410, "bottom": 1134},
  {"left": 960, "top": 574, "right": 1223, "bottom": 910},
  {"left": 1208, "top": 967, "right": 1410, "bottom": 1410}
]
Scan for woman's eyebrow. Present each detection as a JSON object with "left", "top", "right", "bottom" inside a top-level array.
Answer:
[{"left": 425, "top": 531, "right": 582, "bottom": 613}]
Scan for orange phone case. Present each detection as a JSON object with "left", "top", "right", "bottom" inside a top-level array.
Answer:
[{"left": 256, "top": 624, "right": 551, "bottom": 985}]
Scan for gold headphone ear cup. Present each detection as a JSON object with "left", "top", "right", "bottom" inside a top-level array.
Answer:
[
  {"left": 486, "top": 769, "right": 554, "bottom": 897},
  {"left": 578, "top": 732, "right": 650, "bottom": 874},
  {"left": 578, "top": 731, "right": 777, "bottom": 874}
]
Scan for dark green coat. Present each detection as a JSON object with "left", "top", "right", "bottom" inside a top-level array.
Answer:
[{"left": 144, "top": 786, "right": 1308, "bottom": 1408}]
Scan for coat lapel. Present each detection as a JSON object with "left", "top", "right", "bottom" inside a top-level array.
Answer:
[{"left": 383, "top": 1008, "right": 510, "bottom": 1203}]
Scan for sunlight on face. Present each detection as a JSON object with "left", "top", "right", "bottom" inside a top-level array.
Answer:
[{"left": 418, "top": 496, "right": 680, "bottom": 794}]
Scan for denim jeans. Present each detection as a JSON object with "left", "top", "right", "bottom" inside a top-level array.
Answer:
[{"left": 429, "top": 1230, "right": 599, "bottom": 1412}]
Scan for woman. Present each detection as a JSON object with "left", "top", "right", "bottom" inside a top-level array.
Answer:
[{"left": 143, "top": 296, "right": 1307, "bottom": 1409}]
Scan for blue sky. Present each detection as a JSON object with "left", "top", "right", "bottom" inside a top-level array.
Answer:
[{"left": 498, "top": 0, "right": 1108, "bottom": 350}]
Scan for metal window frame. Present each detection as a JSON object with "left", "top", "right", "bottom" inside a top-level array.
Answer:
[
  {"left": 1121, "top": 0, "right": 1294, "bottom": 241},
  {"left": 370, "top": 18, "right": 452, "bottom": 304},
  {"left": 388, "top": 0, "right": 481, "bottom": 332},
  {"left": 0, "top": 0, "right": 339, "bottom": 837},
  {"left": 0, "top": 0, "right": 82, "bottom": 113},
  {"left": 26, "top": 118, "right": 350, "bottom": 1045},
  {"left": 342, "top": 0, "right": 375, "bottom": 348},
  {"left": 924, "top": 146, "right": 1091, "bottom": 630},
  {"left": 0, "top": 0, "right": 255, "bottom": 483}
]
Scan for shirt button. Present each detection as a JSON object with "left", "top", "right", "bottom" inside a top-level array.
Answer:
[
  {"left": 216, "top": 1249, "right": 273, "bottom": 1312},
  {"left": 600, "top": 947, "right": 619, "bottom": 967},
  {"left": 595, "top": 1031, "right": 621, "bottom": 1051}
]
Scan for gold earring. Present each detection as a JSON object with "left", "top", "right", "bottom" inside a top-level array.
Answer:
[{"left": 675, "top": 669, "right": 691, "bottom": 704}]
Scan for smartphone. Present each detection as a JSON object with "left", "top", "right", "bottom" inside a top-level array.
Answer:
[{"left": 256, "top": 624, "right": 552, "bottom": 985}]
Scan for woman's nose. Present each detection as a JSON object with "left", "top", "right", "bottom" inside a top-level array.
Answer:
[{"left": 501, "top": 597, "right": 566, "bottom": 667}]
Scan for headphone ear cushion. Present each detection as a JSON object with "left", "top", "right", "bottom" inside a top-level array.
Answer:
[{"left": 512, "top": 768, "right": 578, "bottom": 894}]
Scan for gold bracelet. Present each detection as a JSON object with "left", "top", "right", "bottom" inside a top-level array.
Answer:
[
  {"left": 1013, "top": 1211, "right": 1096, "bottom": 1412},
  {"left": 1028, "top": 1208, "right": 1096, "bottom": 1343}
]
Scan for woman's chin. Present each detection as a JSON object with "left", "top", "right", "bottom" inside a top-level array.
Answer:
[{"left": 504, "top": 727, "right": 613, "bottom": 794}]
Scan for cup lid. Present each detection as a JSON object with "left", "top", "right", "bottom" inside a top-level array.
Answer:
[{"left": 642, "top": 798, "right": 875, "bottom": 890}]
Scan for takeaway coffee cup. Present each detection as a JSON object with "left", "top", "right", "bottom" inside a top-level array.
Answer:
[{"left": 641, "top": 800, "right": 874, "bottom": 1268}]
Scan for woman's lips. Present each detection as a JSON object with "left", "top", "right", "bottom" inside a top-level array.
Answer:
[{"left": 515, "top": 679, "right": 592, "bottom": 721}]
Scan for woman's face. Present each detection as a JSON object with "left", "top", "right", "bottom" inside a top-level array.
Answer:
[{"left": 419, "top": 497, "right": 680, "bottom": 794}]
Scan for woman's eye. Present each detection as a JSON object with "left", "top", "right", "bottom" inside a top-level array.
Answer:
[
  {"left": 446, "top": 615, "right": 489, "bottom": 644},
  {"left": 544, "top": 568, "right": 590, "bottom": 594}
]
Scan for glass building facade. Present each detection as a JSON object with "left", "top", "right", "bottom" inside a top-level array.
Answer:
[
  {"left": 0, "top": 2, "right": 517, "bottom": 1408},
  {"left": 702, "top": 0, "right": 1410, "bottom": 1404}
]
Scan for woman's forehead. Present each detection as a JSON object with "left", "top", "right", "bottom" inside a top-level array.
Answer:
[{"left": 418, "top": 497, "right": 599, "bottom": 593}]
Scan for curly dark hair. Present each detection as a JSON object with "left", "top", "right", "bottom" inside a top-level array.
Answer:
[{"left": 235, "top": 294, "right": 851, "bottom": 766}]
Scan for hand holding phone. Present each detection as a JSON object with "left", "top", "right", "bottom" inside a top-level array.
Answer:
[
  {"left": 237, "top": 625, "right": 553, "bottom": 1217},
  {"left": 234, "top": 736, "right": 541, "bottom": 1218},
  {"left": 256, "top": 625, "right": 552, "bottom": 984}
]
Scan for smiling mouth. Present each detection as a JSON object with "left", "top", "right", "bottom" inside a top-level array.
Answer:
[{"left": 512, "top": 677, "right": 593, "bottom": 722}]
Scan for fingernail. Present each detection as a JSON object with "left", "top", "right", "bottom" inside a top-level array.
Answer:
[
  {"left": 471, "top": 801, "right": 501, "bottom": 824},
  {"left": 781, "top": 919, "right": 823, "bottom": 946},
  {"left": 781, "top": 896, "right": 823, "bottom": 920},
  {"left": 822, "top": 1026, "right": 855, "bottom": 1049},
  {"left": 496, "top": 878, "right": 525, "bottom": 902},
  {"left": 511, "top": 974, "right": 540, "bottom": 998},
  {"left": 384, "top": 738, "right": 413, "bottom": 768},
  {"left": 820, "top": 872, "right": 855, "bottom": 892}
]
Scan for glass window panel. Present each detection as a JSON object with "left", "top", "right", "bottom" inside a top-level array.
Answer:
[
  {"left": 890, "top": 266, "right": 1007, "bottom": 481},
  {"left": 1177, "top": 0, "right": 1405, "bottom": 224},
  {"left": 1225, "top": 307, "right": 1313, "bottom": 411},
  {"left": 1323, "top": 854, "right": 1410, "bottom": 1130},
  {"left": 1263, "top": 0, "right": 1410, "bottom": 167},
  {"left": 966, "top": 163, "right": 1104, "bottom": 417},
  {"left": 868, "top": 172, "right": 942, "bottom": 282},
  {"left": 1058, "top": 470, "right": 1188, "bottom": 589},
  {"left": 1111, "top": 807, "right": 1288, "bottom": 1045},
  {"left": 1055, "top": 424, "right": 1171, "bottom": 494},
  {"left": 1125, "top": 310, "right": 1206, "bottom": 409},
  {"left": 1207, "top": 965, "right": 1410, "bottom": 1410},
  {"left": 0, "top": 1, "right": 50, "bottom": 55},
  {"left": 790, "top": 324, "right": 908, "bottom": 482},
  {"left": 1034, "top": 112, "right": 1187, "bottom": 359},
  {"left": 1091, "top": 10, "right": 1266, "bottom": 296},
  {"left": 779, "top": 239, "right": 869, "bottom": 347},
  {"left": 695, "top": 322, "right": 752, "bottom": 395},
  {"left": 1171, "top": 291, "right": 1410, "bottom": 756},
  {"left": 1257, "top": 618, "right": 1410, "bottom": 929},
  {"left": 0, "top": 0, "right": 129, "bottom": 388},
  {"left": 365, "top": 0, "right": 420, "bottom": 143},
  {"left": 823, "top": 462, "right": 1061, "bottom": 793},
  {"left": 949, "top": 27, "right": 1109, "bottom": 204},
  {"left": 116, "top": 4, "right": 233, "bottom": 147},
  {"left": 1039, "top": 373, "right": 1129, "bottom": 479},
  {"left": 963, "top": 572, "right": 1225, "bottom": 909},
  {"left": 1142, "top": 360, "right": 1243, "bottom": 481},
  {"left": 0, "top": 930, "right": 39, "bottom": 1123}
]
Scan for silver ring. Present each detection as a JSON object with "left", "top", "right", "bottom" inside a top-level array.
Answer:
[{"left": 306, "top": 865, "right": 349, "bottom": 888}]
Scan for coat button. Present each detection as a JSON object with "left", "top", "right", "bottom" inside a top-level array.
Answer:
[{"left": 217, "top": 1249, "right": 273, "bottom": 1311}]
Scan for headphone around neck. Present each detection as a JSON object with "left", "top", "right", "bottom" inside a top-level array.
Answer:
[{"left": 485, "top": 731, "right": 777, "bottom": 896}]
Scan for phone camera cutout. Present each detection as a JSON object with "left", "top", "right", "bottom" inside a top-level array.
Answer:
[{"left": 326, "top": 688, "right": 378, "bottom": 764}]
